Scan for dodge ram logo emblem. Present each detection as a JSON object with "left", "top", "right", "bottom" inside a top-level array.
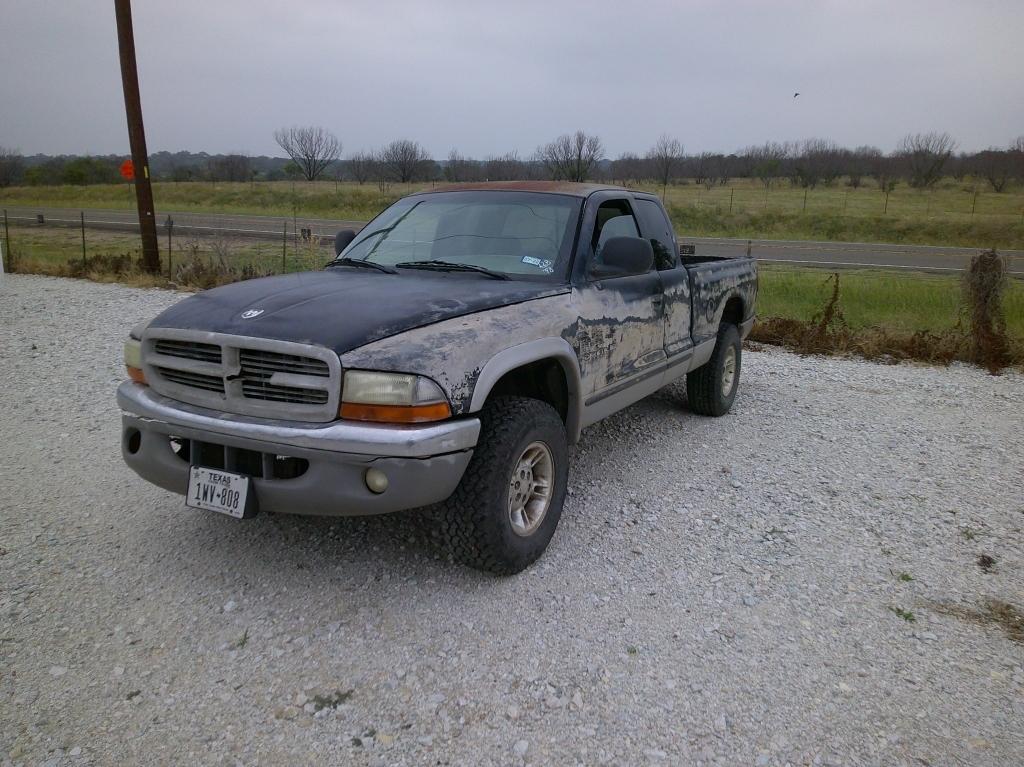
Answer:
[{"left": 240, "top": 309, "right": 264, "bottom": 319}]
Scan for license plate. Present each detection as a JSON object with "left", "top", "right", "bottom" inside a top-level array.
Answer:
[{"left": 186, "top": 467, "right": 252, "bottom": 518}]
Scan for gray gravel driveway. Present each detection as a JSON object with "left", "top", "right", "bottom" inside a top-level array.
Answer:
[{"left": 1, "top": 274, "right": 1022, "bottom": 766}]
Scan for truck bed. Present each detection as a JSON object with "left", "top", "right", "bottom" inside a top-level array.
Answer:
[{"left": 683, "top": 255, "right": 758, "bottom": 347}]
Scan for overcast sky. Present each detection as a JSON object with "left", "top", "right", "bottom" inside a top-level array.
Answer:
[{"left": 3, "top": 0, "right": 1022, "bottom": 158}]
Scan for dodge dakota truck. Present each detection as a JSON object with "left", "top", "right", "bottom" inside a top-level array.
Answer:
[{"left": 119, "top": 181, "right": 757, "bottom": 574}]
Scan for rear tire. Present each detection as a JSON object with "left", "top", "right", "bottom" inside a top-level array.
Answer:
[
  {"left": 686, "top": 323, "right": 741, "bottom": 416},
  {"left": 437, "top": 396, "right": 568, "bottom": 575}
]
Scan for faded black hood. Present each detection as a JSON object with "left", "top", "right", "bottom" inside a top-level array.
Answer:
[{"left": 149, "top": 269, "right": 568, "bottom": 354}]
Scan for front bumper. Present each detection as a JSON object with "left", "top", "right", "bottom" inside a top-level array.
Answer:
[{"left": 117, "top": 382, "right": 479, "bottom": 516}]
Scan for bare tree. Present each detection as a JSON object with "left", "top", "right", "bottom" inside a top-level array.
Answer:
[
  {"left": 974, "top": 149, "right": 1012, "bottom": 192},
  {"left": 790, "top": 138, "right": 842, "bottom": 188},
  {"left": 273, "top": 126, "right": 341, "bottom": 181},
  {"left": 483, "top": 151, "right": 523, "bottom": 180},
  {"left": 208, "top": 153, "right": 252, "bottom": 182},
  {"left": 691, "top": 152, "right": 713, "bottom": 189},
  {"left": 744, "top": 142, "right": 787, "bottom": 190},
  {"left": 380, "top": 139, "right": 431, "bottom": 183},
  {"left": 646, "top": 135, "right": 684, "bottom": 198},
  {"left": 445, "top": 149, "right": 477, "bottom": 182},
  {"left": 610, "top": 152, "right": 643, "bottom": 185},
  {"left": 0, "top": 146, "right": 25, "bottom": 187},
  {"left": 538, "top": 131, "right": 604, "bottom": 182},
  {"left": 1011, "top": 136, "right": 1024, "bottom": 184},
  {"left": 846, "top": 146, "right": 879, "bottom": 188},
  {"left": 347, "top": 151, "right": 374, "bottom": 185},
  {"left": 715, "top": 154, "right": 735, "bottom": 186},
  {"left": 949, "top": 152, "right": 969, "bottom": 183},
  {"left": 897, "top": 132, "right": 956, "bottom": 189}
]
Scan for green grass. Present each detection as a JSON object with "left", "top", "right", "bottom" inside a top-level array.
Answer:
[
  {"left": 2, "top": 177, "right": 1023, "bottom": 248},
  {"left": 2, "top": 224, "right": 328, "bottom": 281},
  {"left": 757, "top": 264, "right": 1024, "bottom": 338},
  {"left": 0, "top": 180, "right": 412, "bottom": 220},
  {"left": 889, "top": 607, "right": 917, "bottom": 623}
]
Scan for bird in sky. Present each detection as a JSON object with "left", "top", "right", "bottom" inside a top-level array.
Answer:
[{"left": 793, "top": 92, "right": 800, "bottom": 98}]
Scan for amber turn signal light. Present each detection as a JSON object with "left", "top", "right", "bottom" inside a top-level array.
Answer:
[
  {"left": 339, "top": 401, "right": 451, "bottom": 424},
  {"left": 127, "top": 366, "right": 147, "bottom": 385}
]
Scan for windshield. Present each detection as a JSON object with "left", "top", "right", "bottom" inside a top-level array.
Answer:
[{"left": 339, "top": 191, "right": 581, "bottom": 279}]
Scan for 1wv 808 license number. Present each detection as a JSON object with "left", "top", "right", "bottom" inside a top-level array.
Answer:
[{"left": 186, "top": 467, "right": 251, "bottom": 518}]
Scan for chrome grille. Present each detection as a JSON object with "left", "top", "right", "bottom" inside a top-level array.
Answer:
[
  {"left": 143, "top": 330, "right": 340, "bottom": 422},
  {"left": 239, "top": 380, "right": 329, "bottom": 404},
  {"left": 156, "top": 367, "right": 225, "bottom": 393},
  {"left": 239, "top": 349, "right": 329, "bottom": 378},
  {"left": 154, "top": 339, "right": 222, "bottom": 364}
]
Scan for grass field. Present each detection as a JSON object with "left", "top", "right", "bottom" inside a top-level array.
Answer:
[
  {"left": 757, "top": 264, "right": 1024, "bottom": 339},
  {"left": 1, "top": 224, "right": 329, "bottom": 286},
  {"left": 3, "top": 177, "right": 1023, "bottom": 249}
]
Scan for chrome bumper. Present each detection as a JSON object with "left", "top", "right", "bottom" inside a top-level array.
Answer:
[{"left": 117, "top": 382, "right": 479, "bottom": 516}]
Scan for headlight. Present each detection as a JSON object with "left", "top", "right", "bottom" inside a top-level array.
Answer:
[
  {"left": 340, "top": 371, "right": 450, "bottom": 423},
  {"left": 124, "top": 338, "right": 146, "bottom": 385}
]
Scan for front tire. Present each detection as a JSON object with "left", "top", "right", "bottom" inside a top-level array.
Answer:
[
  {"left": 438, "top": 396, "right": 568, "bottom": 575},
  {"left": 686, "top": 323, "right": 741, "bottom": 416}
]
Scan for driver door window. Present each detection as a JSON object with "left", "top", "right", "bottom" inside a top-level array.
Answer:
[{"left": 592, "top": 200, "right": 641, "bottom": 268}]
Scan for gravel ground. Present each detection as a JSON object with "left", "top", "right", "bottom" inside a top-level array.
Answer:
[{"left": 1, "top": 274, "right": 1022, "bottom": 767}]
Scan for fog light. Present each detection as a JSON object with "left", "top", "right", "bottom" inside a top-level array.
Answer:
[{"left": 365, "top": 468, "right": 389, "bottom": 494}]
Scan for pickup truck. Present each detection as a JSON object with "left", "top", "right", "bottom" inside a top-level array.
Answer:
[{"left": 119, "top": 181, "right": 757, "bottom": 574}]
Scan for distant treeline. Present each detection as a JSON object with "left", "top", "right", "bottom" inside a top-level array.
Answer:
[{"left": 2, "top": 132, "right": 1023, "bottom": 192}]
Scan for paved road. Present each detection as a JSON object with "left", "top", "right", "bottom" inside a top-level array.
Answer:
[{"left": 5, "top": 205, "right": 1022, "bottom": 274}]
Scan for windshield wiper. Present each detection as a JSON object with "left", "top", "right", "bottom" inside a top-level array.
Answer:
[
  {"left": 395, "top": 260, "right": 509, "bottom": 280},
  {"left": 325, "top": 257, "right": 397, "bottom": 274}
]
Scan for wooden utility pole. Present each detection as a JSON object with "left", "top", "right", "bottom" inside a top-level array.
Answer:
[{"left": 114, "top": 0, "right": 160, "bottom": 273}]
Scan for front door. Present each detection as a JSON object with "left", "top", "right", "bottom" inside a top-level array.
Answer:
[{"left": 572, "top": 198, "right": 666, "bottom": 398}]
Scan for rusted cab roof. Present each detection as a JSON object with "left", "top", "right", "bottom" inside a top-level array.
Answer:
[{"left": 426, "top": 181, "right": 628, "bottom": 197}]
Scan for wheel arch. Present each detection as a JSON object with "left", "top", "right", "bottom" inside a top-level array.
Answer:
[
  {"left": 469, "top": 338, "right": 583, "bottom": 444},
  {"left": 721, "top": 293, "right": 745, "bottom": 326}
]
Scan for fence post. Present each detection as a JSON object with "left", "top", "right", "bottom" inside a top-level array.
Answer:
[
  {"left": 883, "top": 190, "right": 890, "bottom": 214},
  {"left": 292, "top": 204, "right": 298, "bottom": 262},
  {"left": 282, "top": 222, "right": 288, "bottom": 273},
  {"left": 165, "top": 215, "right": 174, "bottom": 278},
  {"left": 802, "top": 188, "right": 808, "bottom": 212},
  {"left": 971, "top": 190, "right": 978, "bottom": 217},
  {"left": 3, "top": 207, "right": 10, "bottom": 270},
  {"left": 729, "top": 188, "right": 734, "bottom": 213},
  {"left": 80, "top": 211, "right": 87, "bottom": 269}
]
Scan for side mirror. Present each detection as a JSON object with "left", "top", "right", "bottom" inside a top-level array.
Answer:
[
  {"left": 591, "top": 236, "right": 654, "bottom": 279},
  {"left": 334, "top": 229, "right": 357, "bottom": 256}
]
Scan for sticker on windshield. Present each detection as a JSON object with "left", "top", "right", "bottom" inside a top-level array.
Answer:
[{"left": 522, "top": 256, "right": 554, "bottom": 273}]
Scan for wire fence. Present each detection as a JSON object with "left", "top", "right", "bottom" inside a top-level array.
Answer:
[
  {"left": 1, "top": 209, "right": 343, "bottom": 280},
  {"left": 656, "top": 183, "right": 1024, "bottom": 223}
]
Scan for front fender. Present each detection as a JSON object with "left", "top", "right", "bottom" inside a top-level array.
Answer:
[
  {"left": 338, "top": 293, "right": 582, "bottom": 432},
  {"left": 469, "top": 337, "right": 583, "bottom": 443}
]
